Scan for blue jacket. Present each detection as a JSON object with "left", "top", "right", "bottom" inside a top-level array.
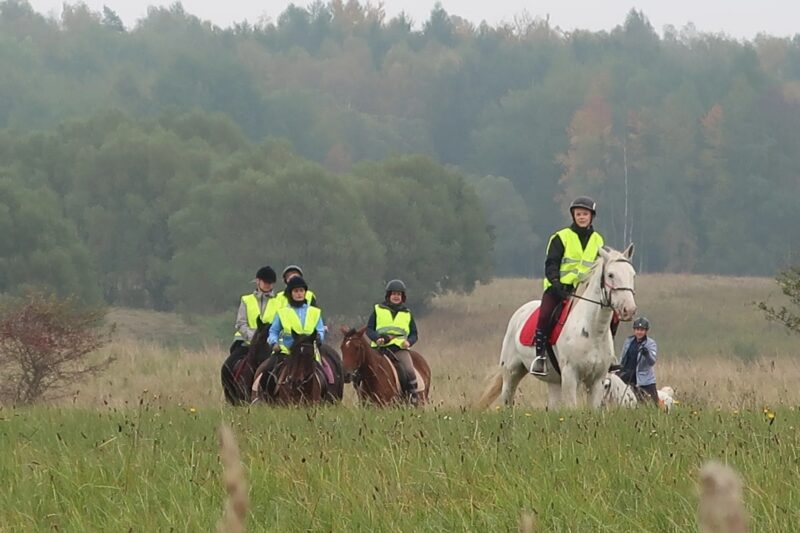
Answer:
[
  {"left": 268, "top": 304, "right": 326, "bottom": 351},
  {"left": 618, "top": 335, "right": 658, "bottom": 386}
]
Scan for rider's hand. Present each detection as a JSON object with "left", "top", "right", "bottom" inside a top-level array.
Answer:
[
  {"left": 376, "top": 337, "right": 386, "bottom": 346},
  {"left": 401, "top": 340, "right": 410, "bottom": 349},
  {"left": 271, "top": 344, "right": 281, "bottom": 353}
]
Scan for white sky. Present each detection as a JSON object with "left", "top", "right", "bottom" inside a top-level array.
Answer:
[{"left": 26, "top": 0, "right": 800, "bottom": 39}]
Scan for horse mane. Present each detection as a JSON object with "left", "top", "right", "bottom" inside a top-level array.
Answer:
[{"left": 248, "top": 322, "right": 271, "bottom": 360}]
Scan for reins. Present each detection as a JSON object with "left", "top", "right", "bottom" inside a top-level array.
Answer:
[{"left": 568, "top": 257, "right": 635, "bottom": 308}]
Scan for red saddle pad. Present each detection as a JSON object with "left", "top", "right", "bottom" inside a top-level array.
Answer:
[{"left": 519, "top": 301, "right": 571, "bottom": 346}]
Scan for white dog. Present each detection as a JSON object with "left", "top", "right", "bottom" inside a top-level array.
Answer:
[{"left": 657, "top": 386, "right": 675, "bottom": 412}]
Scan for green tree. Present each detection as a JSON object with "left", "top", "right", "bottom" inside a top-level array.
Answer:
[{"left": 0, "top": 177, "right": 100, "bottom": 302}]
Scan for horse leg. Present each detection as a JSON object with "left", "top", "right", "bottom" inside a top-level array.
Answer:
[
  {"left": 546, "top": 383, "right": 562, "bottom": 410},
  {"left": 499, "top": 363, "right": 526, "bottom": 407},
  {"left": 587, "top": 378, "right": 605, "bottom": 410},
  {"left": 560, "top": 366, "right": 579, "bottom": 407}
]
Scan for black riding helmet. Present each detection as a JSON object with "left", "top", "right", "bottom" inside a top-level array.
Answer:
[
  {"left": 284, "top": 275, "right": 309, "bottom": 299},
  {"left": 254, "top": 266, "right": 276, "bottom": 283},
  {"left": 633, "top": 317, "right": 650, "bottom": 330},
  {"left": 569, "top": 196, "right": 597, "bottom": 216},
  {"left": 384, "top": 279, "right": 407, "bottom": 302}
]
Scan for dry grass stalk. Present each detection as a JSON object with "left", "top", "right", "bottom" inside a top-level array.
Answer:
[
  {"left": 218, "top": 424, "right": 248, "bottom": 533},
  {"left": 519, "top": 512, "right": 536, "bottom": 532},
  {"left": 698, "top": 461, "right": 748, "bottom": 533}
]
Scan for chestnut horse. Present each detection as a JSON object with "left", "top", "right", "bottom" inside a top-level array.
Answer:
[{"left": 340, "top": 326, "right": 431, "bottom": 406}]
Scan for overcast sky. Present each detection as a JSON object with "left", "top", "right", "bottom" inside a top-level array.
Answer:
[{"left": 27, "top": 0, "right": 800, "bottom": 40}]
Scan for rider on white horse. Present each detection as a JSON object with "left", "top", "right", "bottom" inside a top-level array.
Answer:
[{"left": 531, "top": 196, "right": 607, "bottom": 376}]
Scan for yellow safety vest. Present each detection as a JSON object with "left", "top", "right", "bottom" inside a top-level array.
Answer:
[
  {"left": 276, "top": 305, "right": 322, "bottom": 356},
  {"left": 274, "top": 289, "right": 316, "bottom": 309},
  {"left": 234, "top": 293, "right": 281, "bottom": 342},
  {"left": 543, "top": 228, "right": 604, "bottom": 290},
  {"left": 370, "top": 304, "right": 412, "bottom": 349}
]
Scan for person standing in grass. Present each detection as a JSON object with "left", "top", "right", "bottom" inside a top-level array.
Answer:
[
  {"left": 618, "top": 317, "right": 659, "bottom": 405},
  {"left": 365, "top": 279, "right": 420, "bottom": 405}
]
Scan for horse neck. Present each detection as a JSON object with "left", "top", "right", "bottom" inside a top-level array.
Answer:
[
  {"left": 358, "top": 341, "right": 391, "bottom": 377},
  {"left": 569, "top": 260, "right": 613, "bottom": 332}
]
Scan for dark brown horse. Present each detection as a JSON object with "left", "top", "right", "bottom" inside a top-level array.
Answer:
[
  {"left": 252, "top": 332, "right": 344, "bottom": 405},
  {"left": 340, "top": 326, "right": 431, "bottom": 406},
  {"left": 221, "top": 322, "right": 272, "bottom": 405}
]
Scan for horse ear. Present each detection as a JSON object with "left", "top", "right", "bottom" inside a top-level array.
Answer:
[
  {"left": 339, "top": 325, "right": 349, "bottom": 335},
  {"left": 623, "top": 243, "right": 635, "bottom": 259},
  {"left": 357, "top": 325, "right": 367, "bottom": 337},
  {"left": 597, "top": 246, "right": 611, "bottom": 262}
]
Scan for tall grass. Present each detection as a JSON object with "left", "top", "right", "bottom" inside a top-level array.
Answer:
[
  {"left": 1, "top": 406, "right": 797, "bottom": 530},
  {"left": 3, "top": 275, "right": 798, "bottom": 530}
]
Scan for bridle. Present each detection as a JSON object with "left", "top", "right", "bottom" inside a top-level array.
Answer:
[{"left": 569, "top": 257, "right": 636, "bottom": 309}]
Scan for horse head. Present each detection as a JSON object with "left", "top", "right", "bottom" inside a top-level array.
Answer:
[
  {"left": 280, "top": 331, "right": 320, "bottom": 391},
  {"left": 339, "top": 325, "right": 367, "bottom": 374},
  {"left": 597, "top": 243, "right": 637, "bottom": 321}
]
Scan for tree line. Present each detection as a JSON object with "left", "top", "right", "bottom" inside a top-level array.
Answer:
[
  {"left": 1, "top": 0, "right": 799, "bottom": 297},
  {"left": 0, "top": 110, "right": 491, "bottom": 314}
]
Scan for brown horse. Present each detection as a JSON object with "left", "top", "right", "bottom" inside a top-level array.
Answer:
[
  {"left": 252, "top": 332, "right": 329, "bottom": 405},
  {"left": 221, "top": 322, "right": 272, "bottom": 405},
  {"left": 340, "top": 326, "right": 431, "bottom": 406}
]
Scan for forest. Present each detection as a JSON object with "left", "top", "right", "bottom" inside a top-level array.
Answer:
[{"left": 1, "top": 0, "right": 798, "bottom": 314}]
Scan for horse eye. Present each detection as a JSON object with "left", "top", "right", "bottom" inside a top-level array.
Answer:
[{"left": 608, "top": 273, "right": 615, "bottom": 279}]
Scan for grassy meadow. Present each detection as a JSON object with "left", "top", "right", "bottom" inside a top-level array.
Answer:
[{"left": 2, "top": 274, "right": 799, "bottom": 531}]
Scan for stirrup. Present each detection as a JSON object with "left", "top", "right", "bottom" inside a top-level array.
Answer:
[{"left": 530, "top": 355, "right": 548, "bottom": 376}]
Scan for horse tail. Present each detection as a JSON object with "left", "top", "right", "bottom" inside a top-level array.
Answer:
[{"left": 474, "top": 368, "right": 503, "bottom": 410}]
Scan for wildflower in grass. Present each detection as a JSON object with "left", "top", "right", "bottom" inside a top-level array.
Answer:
[
  {"left": 733, "top": 410, "right": 739, "bottom": 415},
  {"left": 189, "top": 407, "right": 197, "bottom": 414},
  {"left": 525, "top": 413, "right": 532, "bottom": 417},
  {"left": 766, "top": 412, "right": 775, "bottom": 425},
  {"left": 559, "top": 417, "right": 565, "bottom": 422}
]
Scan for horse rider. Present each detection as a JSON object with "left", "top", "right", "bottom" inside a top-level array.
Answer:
[
  {"left": 265, "top": 274, "right": 325, "bottom": 359},
  {"left": 221, "top": 266, "right": 280, "bottom": 397},
  {"left": 365, "top": 279, "right": 420, "bottom": 405},
  {"left": 275, "top": 265, "right": 317, "bottom": 307},
  {"left": 530, "top": 196, "right": 606, "bottom": 376},
  {"left": 618, "top": 317, "right": 659, "bottom": 405}
]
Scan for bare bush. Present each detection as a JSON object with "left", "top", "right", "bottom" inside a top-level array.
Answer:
[{"left": 0, "top": 292, "right": 113, "bottom": 405}]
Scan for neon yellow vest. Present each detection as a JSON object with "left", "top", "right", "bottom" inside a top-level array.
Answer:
[
  {"left": 543, "top": 228, "right": 604, "bottom": 290},
  {"left": 370, "top": 304, "right": 412, "bottom": 349},
  {"left": 234, "top": 294, "right": 281, "bottom": 342},
  {"left": 276, "top": 305, "right": 322, "bottom": 356},
  {"left": 274, "top": 289, "right": 316, "bottom": 309}
]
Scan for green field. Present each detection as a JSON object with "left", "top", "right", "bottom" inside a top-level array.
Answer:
[
  {"left": 2, "top": 274, "right": 799, "bottom": 530},
  {"left": 1, "top": 405, "right": 796, "bottom": 531}
]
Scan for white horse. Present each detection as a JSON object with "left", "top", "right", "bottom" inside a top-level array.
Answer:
[{"left": 477, "top": 245, "right": 637, "bottom": 410}]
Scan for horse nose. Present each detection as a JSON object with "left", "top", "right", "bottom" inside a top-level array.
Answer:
[{"left": 622, "top": 305, "right": 636, "bottom": 321}]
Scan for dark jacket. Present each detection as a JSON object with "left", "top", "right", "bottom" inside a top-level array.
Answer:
[{"left": 544, "top": 222, "right": 598, "bottom": 286}]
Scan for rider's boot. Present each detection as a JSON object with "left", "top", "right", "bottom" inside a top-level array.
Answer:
[
  {"left": 406, "top": 378, "right": 419, "bottom": 406},
  {"left": 530, "top": 329, "right": 548, "bottom": 376}
]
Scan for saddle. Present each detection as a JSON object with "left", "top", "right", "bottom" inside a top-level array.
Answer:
[
  {"left": 519, "top": 299, "right": 574, "bottom": 347},
  {"left": 376, "top": 349, "right": 425, "bottom": 394}
]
